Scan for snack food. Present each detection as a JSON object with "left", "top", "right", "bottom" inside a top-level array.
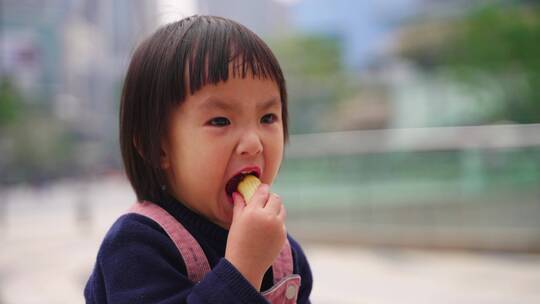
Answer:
[{"left": 237, "top": 175, "right": 261, "bottom": 203}]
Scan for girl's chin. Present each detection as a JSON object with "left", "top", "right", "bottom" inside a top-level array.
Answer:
[
  {"left": 217, "top": 195, "right": 234, "bottom": 228},
  {"left": 216, "top": 214, "right": 233, "bottom": 229}
]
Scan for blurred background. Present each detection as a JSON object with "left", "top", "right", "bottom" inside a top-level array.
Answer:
[{"left": 1, "top": 0, "right": 540, "bottom": 303}]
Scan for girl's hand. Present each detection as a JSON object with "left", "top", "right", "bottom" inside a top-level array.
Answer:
[{"left": 225, "top": 184, "right": 287, "bottom": 291}]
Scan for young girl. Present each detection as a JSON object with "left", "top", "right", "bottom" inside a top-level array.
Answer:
[{"left": 84, "top": 15, "right": 312, "bottom": 303}]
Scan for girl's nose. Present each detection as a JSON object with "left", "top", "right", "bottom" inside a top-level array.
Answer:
[{"left": 236, "top": 131, "right": 263, "bottom": 157}]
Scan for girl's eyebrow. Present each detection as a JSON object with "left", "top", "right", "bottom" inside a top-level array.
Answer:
[
  {"left": 198, "top": 96, "right": 280, "bottom": 111},
  {"left": 257, "top": 97, "right": 280, "bottom": 111},
  {"left": 198, "top": 97, "right": 234, "bottom": 111}
]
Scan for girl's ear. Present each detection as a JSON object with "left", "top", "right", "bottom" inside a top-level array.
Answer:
[
  {"left": 160, "top": 140, "right": 171, "bottom": 170},
  {"left": 133, "top": 136, "right": 170, "bottom": 169}
]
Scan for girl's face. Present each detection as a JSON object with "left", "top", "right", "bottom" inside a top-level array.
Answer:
[{"left": 161, "top": 73, "right": 284, "bottom": 229}]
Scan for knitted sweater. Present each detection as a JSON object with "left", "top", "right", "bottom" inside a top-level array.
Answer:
[{"left": 84, "top": 196, "right": 313, "bottom": 303}]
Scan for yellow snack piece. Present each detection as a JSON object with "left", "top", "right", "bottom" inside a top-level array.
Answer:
[{"left": 237, "top": 175, "right": 261, "bottom": 203}]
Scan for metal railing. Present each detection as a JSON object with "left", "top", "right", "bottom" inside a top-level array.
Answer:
[
  {"left": 278, "top": 124, "right": 540, "bottom": 251},
  {"left": 285, "top": 123, "right": 540, "bottom": 158}
]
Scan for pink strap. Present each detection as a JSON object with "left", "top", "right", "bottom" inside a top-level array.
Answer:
[
  {"left": 272, "top": 238, "right": 294, "bottom": 284},
  {"left": 128, "top": 201, "right": 211, "bottom": 283},
  {"left": 262, "top": 275, "right": 301, "bottom": 303},
  {"left": 128, "top": 201, "right": 294, "bottom": 286}
]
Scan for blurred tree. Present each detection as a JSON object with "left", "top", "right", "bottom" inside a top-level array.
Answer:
[
  {"left": 0, "top": 78, "right": 23, "bottom": 126},
  {"left": 5, "top": 112, "right": 75, "bottom": 184},
  {"left": 397, "top": 2, "right": 540, "bottom": 123},
  {"left": 272, "top": 35, "right": 343, "bottom": 76},
  {"left": 270, "top": 34, "right": 358, "bottom": 133},
  {"left": 0, "top": 78, "right": 76, "bottom": 184}
]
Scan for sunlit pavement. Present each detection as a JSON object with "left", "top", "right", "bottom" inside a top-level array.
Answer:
[{"left": 1, "top": 176, "right": 539, "bottom": 303}]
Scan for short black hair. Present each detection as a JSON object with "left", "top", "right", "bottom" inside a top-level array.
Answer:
[{"left": 119, "top": 15, "right": 288, "bottom": 203}]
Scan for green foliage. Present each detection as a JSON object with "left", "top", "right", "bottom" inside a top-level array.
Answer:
[
  {"left": 445, "top": 4, "right": 540, "bottom": 123},
  {"left": 0, "top": 78, "right": 23, "bottom": 126},
  {"left": 269, "top": 34, "right": 358, "bottom": 133},
  {"left": 400, "top": 2, "right": 540, "bottom": 123},
  {"left": 0, "top": 110, "right": 78, "bottom": 184},
  {"left": 271, "top": 34, "right": 344, "bottom": 77},
  {"left": 444, "top": 5, "right": 540, "bottom": 72},
  {"left": 0, "top": 80, "right": 77, "bottom": 184}
]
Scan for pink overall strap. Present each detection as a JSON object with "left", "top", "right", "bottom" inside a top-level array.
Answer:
[
  {"left": 271, "top": 238, "right": 294, "bottom": 284},
  {"left": 263, "top": 239, "right": 301, "bottom": 303},
  {"left": 128, "top": 201, "right": 211, "bottom": 283}
]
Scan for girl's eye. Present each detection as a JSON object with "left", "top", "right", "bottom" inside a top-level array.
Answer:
[
  {"left": 261, "top": 113, "right": 278, "bottom": 124},
  {"left": 208, "top": 117, "right": 230, "bottom": 127}
]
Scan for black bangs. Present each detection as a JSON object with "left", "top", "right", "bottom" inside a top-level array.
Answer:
[{"left": 173, "top": 15, "right": 284, "bottom": 99}]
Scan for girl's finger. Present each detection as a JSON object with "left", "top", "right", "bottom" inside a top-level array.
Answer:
[
  {"left": 277, "top": 202, "right": 287, "bottom": 222},
  {"left": 249, "top": 184, "right": 270, "bottom": 208},
  {"left": 265, "top": 192, "right": 282, "bottom": 214},
  {"left": 232, "top": 192, "right": 245, "bottom": 219}
]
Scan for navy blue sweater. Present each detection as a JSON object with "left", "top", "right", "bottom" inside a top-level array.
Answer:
[{"left": 84, "top": 196, "right": 312, "bottom": 303}]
